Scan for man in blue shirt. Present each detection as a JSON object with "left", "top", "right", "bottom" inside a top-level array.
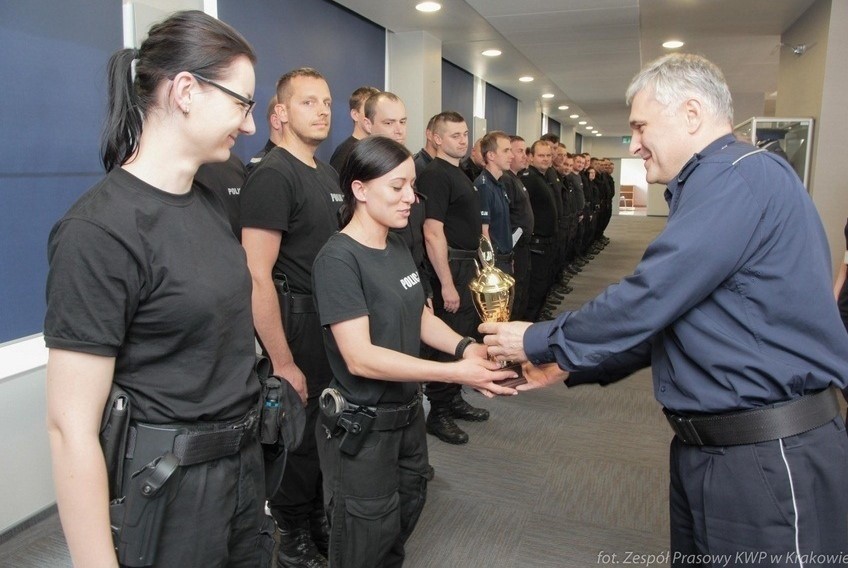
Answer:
[
  {"left": 475, "top": 131, "right": 514, "bottom": 274},
  {"left": 481, "top": 53, "right": 848, "bottom": 563}
]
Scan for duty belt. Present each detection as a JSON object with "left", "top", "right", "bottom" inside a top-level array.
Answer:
[
  {"left": 127, "top": 409, "right": 258, "bottom": 466},
  {"left": 529, "top": 235, "right": 556, "bottom": 245},
  {"left": 663, "top": 388, "right": 839, "bottom": 446},
  {"left": 448, "top": 247, "right": 478, "bottom": 261},
  {"left": 345, "top": 392, "right": 422, "bottom": 431}
]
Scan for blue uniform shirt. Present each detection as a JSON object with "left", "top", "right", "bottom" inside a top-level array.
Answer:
[
  {"left": 474, "top": 170, "right": 513, "bottom": 254},
  {"left": 524, "top": 134, "right": 848, "bottom": 413}
]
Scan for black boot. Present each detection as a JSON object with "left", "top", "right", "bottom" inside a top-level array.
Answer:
[
  {"left": 277, "top": 518, "right": 327, "bottom": 568},
  {"left": 449, "top": 392, "right": 490, "bottom": 422},
  {"left": 309, "top": 506, "right": 330, "bottom": 559},
  {"left": 426, "top": 405, "right": 469, "bottom": 444}
]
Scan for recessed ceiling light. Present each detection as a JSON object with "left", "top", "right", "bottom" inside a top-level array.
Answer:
[
  {"left": 558, "top": 105, "right": 569, "bottom": 110},
  {"left": 578, "top": 120, "right": 587, "bottom": 125},
  {"left": 585, "top": 126, "right": 593, "bottom": 130},
  {"left": 595, "top": 133, "right": 602, "bottom": 137},
  {"left": 592, "top": 130, "right": 598, "bottom": 134},
  {"left": 570, "top": 114, "right": 579, "bottom": 119},
  {"left": 481, "top": 49, "right": 502, "bottom": 57},
  {"left": 415, "top": 2, "right": 441, "bottom": 12},
  {"left": 542, "top": 93, "right": 555, "bottom": 99},
  {"left": 662, "top": 40, "right": 684, "bottom": 49},
  {"left": 519, "top": 76, "right": 534, "bottom": 82}
]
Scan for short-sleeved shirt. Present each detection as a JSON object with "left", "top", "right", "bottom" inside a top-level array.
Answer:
[
  {"left": 501, "top": 170, "right": 534, "bottom": 243},
  {"left": 44, "top": 168, "right": 258, "bottom": 423},
  {"left": 329, "top": 135, "right": 358, "bottom": 173},
  {"left": 194, "top": 152, "right": 245, "bottom": 239},
  {"left": 240, "top": 146, "right": 342, "bottom": 294},
  {"left": 417, "top": 157, "right": 482, "bottom": 251},
  {"left": 474, "top": 170, "right": 512, "bottom": 254},
  {"left": 312, "top": 232, "right": 425, "bottom": 405},
  {"left": 521, "top": 166, "right": 559, "bottom": 238}
]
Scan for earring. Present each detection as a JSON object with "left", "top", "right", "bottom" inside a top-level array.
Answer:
[{"left": 182, "top": 106, "right": 190, "bottom": 116}]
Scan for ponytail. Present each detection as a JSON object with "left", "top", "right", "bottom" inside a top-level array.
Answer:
[{"left": 102, "top": 48, "right": 142, "bottom": 172}]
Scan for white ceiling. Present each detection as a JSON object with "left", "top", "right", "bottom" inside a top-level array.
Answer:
[{"left": 334, "top": 0, "right": 816, "bottom": 136}]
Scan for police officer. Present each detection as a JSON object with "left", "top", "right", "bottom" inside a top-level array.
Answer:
[
  {"left": 474, "top": 131, "right": 514, "bottom": 274},
  {"left": 520, "top": 140, "right": 561, "bottom": 321},
  {"left": 241, "top": 68, "right": 340, "bottom": 568},
  {"left": 418, "top": 111, "right": 491, "bottom": 445},
  {"left": 329, "top": 86, "right": 380, "bottom": 173},
  {"left": 482, "top": 53, "right": 848, "bottom": 565},
  {"left": 504, "top": 136, "right": 534, "bottom": 320},
  {"left": 312, "top": 136, "right": 516, "bottom": 568}
]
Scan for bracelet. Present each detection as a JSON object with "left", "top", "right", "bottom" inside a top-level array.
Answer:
[{"left": 455, "top": 336, "right": 476, "bottom": 360}]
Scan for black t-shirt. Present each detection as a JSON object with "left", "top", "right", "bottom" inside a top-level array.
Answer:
[
  {"left": 240, "top": 146, "right": 342, "bottom": 294},
  {"left": 521, "top": 166, "right": 559, "bottom": 237},
  {"left": 194, "top": 152, "right": 245, "bottom": 239},
  {"left": 44, "top": 168, "right": 258, "bottom": 423},
  {"left": 329, "top": 135, "right": 358, "bottom": 173},
  {"left": 567, "top": 173, "right": 586, "bottom": 211},
  {"left": 417, "top": 157, "right": 482, "bottom": 251},
  {"left": 502, "top": 170, "right": 534, "bottom": 242},
  {"left": 312, "top": 232, "right": 424, "bottom": 405}
]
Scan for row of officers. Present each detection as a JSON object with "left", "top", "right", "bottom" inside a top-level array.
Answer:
[{"left": 43, "top": 12, "right": 620, "bottom": 567}]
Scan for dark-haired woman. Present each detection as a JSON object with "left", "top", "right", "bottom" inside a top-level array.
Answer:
[
  {"left": 312, "top": 136, "right": 517, "bottom": 567},
  {"left": 44, "top": 11, "right": 263, "bottom": 567}
]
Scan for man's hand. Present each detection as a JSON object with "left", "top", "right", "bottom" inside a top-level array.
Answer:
[
  {"left": 517, "top": 362, "right": 568, "bottom": 391},
  {"left": 273, "top": 360, "right": 308, "bottom": 404},
  {"left": 442, "top": 284, "right": 460, "bottom": 313},
  {"left": 479, "top": 321, "right": 533, "bottom": 362}
]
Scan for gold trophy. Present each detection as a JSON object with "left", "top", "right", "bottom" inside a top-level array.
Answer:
[{"left": 469, "top": 236, "right": 526, "bottom": 388}]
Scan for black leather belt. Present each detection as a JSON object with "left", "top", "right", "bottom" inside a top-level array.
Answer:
[
  {"left": 346, "top": 392, "right": 422, "bottom": 431},
  {"left": 664, "top": 389, "right": 839, "bottom": 446},
  {"left": 448, "top": 248, "right": 478, "bottom": 261},
  {"left": 496, "top": 252, "right": 514, "bottom": 262}
]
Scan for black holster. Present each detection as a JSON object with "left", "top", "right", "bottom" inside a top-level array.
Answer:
[{"left": 273, "top": 273, "right": 293, "bottom": 334}]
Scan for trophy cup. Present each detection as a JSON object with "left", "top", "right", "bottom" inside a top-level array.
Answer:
[{"left": 469, "top": 236, "right": 526, "bottom": 388}]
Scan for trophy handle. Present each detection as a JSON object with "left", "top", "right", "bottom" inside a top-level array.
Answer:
[{"left": 478, "top": 235, "right": 496, "bottom": 269}]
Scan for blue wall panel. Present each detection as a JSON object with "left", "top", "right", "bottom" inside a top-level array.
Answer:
[
  {"left": 441, "top": 60, "right": 474, "bottom": 127},
  {"left": 485, "top": 83, "right": 518, "bottom": 134},
  {"left": 218, "top": 0, "right": 385, "bottom": 164},
  {"left": 0, "top": 1, "right": 122, "bottom": 342}
]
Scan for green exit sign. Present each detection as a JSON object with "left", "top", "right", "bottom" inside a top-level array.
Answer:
[{"left": 621, "top": 136, "right": 631, "bottom": 144}]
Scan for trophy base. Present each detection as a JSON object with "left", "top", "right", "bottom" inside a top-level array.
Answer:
[{"left": 494, "top": 362, "right": 527, "bottom": 389}]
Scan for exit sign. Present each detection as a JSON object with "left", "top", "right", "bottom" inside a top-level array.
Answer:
[{"left": 621, "top": 136, "right": 631, "bottom": 144}]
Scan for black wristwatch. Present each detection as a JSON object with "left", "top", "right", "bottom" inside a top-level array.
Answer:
[{"left": 455, "top": 336, "right": 476, "bottom": 360}]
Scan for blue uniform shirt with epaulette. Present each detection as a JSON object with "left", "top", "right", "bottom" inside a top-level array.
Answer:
[
  {"left": 524, "top": 134, "right": 848, "bottom": 413},
  {"left": 474, "top": 170, "right": 513, "bottom": 254}
]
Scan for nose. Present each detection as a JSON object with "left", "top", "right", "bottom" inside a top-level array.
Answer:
[
  {"left": 240, "top": 112, "right": 256, "bottom": 136},
  {"left": 628, "top": 133, "right": 641, "bottom": 156},
  {"left": 401, "top": 184, "right": 415, "bottom": 204}
]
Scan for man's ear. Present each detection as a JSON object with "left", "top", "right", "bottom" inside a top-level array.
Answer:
[
  {"left": 683, "top": 98, "right": 703, "bottom": 133},
  {"left": 274, "top": 102, "right": 289, "bottom": 125},
  {"left": 362, "top": 117, "right": 374, "bottom": 136}
]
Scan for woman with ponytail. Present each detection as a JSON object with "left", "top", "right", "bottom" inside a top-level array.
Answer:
[
  {"left": 311, "top": 136, "right": 518, "bottom": 567},
  {"left": 44, "top": 11, "right": 264, "bottom": 567}
]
